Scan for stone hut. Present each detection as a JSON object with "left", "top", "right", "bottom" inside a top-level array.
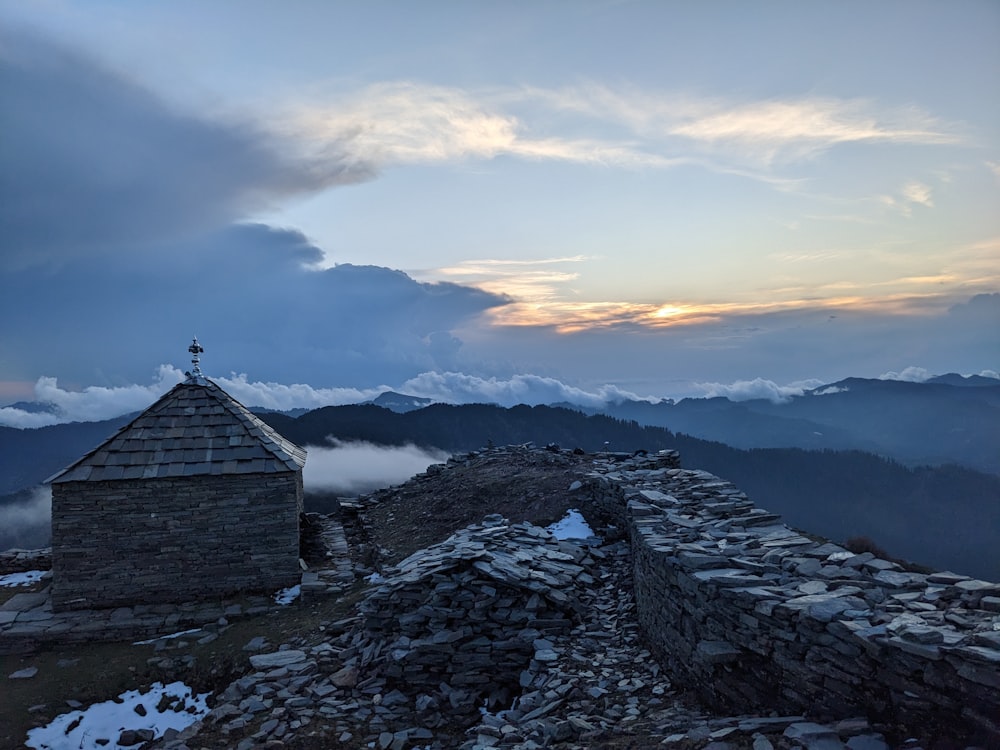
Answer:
[{"left": 47, "top": 345, "right": 307, "bottom": 611}]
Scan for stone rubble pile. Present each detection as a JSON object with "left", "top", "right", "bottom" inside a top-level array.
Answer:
[
  {"left": 160, "top": 505, "right": 900, "bottom": 750},
  {"left": 163, "top": 516, "right": 605, "bottom": 748},
  {"left": 354, "top": 514, "right": 595, "bottom": 719},
  {"left": 579, "top": 451, "right": 1000, "bottom": 745}
]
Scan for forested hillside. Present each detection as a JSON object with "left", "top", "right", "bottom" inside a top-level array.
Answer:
[{"left": 260, "top": 403, "right": 1000, "bottom": 580}]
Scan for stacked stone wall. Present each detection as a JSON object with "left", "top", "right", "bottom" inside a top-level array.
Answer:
[
  {"left": 51, "top": 472, "right": 303, "bottom": 611},
  {"left": 579, "top": 451, "right": 1000, "bottom": 744}
]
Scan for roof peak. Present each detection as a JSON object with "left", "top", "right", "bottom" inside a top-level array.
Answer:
[
  {"left": 46, "top": 376, "right": 306, "bottom": 484},
  {"left": 186, "top": 337, "right": 206, "bottom": 384}
]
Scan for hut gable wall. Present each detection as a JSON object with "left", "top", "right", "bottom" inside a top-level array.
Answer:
[{"left": 51, "top": 472, "right": 303, "bottom": 611}]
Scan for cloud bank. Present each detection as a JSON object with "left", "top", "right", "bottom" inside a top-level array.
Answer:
[
  {"left": 693, "top": 378, "right": 825, "bottom": 404},
  {"left": 879, "top": 367, "right": 933, "bottom": 383},
  {"left": 302, "top": 440, "right": 451, "bottom": 496},
  {"left": 0, "top": 28, "right": 508, "bottom": 391},
  {"left": 398, "top": 372, "right": 656, "bottom": 408},
  {"left": 0, "top": 486, "right": 51, "bottom": 551},
  {"left": 0, "top": 369, "right": 664, "bottom": 427},
  {"left": 0, "top": 27, "right": 372, "bottom": 271}
]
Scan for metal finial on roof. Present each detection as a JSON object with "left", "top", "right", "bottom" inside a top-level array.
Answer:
[{"left": 188, "top": 337, "right": 205, "bottom": 380}]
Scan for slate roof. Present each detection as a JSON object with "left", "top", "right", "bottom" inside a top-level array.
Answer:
[{"left": 47, "top": 379, "right": 306, "bottom": 484}]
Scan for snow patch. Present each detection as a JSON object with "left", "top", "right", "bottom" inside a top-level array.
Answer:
[
  {"left": 274, "top": 584, "right": 300, "bottom": 605},
  {"left": 547, "top": 509, "right": 595, "bottom": 540},
  {"left": 0, "top": 570, "right": 47, "bottom": 587},
  {"left": 24, "top": 681, "right": 209, "bottom": 750}
]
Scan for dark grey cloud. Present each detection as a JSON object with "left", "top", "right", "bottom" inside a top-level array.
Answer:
[
  {"left": 0, "top": 26, "right": 372, "bottom": 270},
  {"left": 0, "top": 27, "right": 508, "bottom": 388},
  {"left": 0, "top": 224, "right": 510, "bottom": 386}
]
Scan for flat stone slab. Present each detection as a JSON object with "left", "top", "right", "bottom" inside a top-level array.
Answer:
[
  {"left": 249, "top": 650, "right": 307, "bottom": 669},
  {"left": 0, "top": 592, "right": 49, "bottom": 611}
]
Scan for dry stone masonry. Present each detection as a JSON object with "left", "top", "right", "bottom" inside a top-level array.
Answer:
[
  {"left": 577, "top": 450, "right": 1000, "bottom": 745},
  {"left": 51, "top": 473, "right": 303, "bottom": 610}
]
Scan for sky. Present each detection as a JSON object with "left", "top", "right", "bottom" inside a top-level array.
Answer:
[{"left": 1, "top": 1, "right": 998, "bottom": 423}]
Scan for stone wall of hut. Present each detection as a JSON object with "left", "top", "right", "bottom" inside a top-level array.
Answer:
[{"left": 51, "top": 473, "right": 303, "bottom": 611}]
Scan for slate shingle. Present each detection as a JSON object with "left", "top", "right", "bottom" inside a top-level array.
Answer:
[{"left": 47, "top": 379, "right": 306, "bottom": 483}]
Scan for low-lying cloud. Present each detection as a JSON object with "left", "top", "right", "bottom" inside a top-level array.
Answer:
[
  {"left": 398, "top": 372, "right": 656, "bottom": 408},
  {"left": 879, "top": 366, "right": 933, "bottom": 383},
  {"left": 302, "top": 440, "right": 451, "bottom": 496},
  {"left": 0, "top": 486, "right": 51, "bottom": 551},
  {"left": 693, "top": 378, "right": 825, "bottom": 404},
  {"left": 878, "top": 366, "right": 1000, "bottom": 383},
  {"left": 7, "top": 365, "right": 999, "bottom": 429},
  {"left": 0, "top": 369, "right": 664, "bottom": 428}
]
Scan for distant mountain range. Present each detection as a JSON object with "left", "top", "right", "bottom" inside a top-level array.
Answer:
[
  {"left": 553, "top": 375, "right": 1000, "bottom": 476},
  {"left": 255, "top": 402, "right": 1000, "bottom": 580},
  {"left": 2, "top": 374, "right": 998, "bottom": 578},
  {"left": 1, "top": 375, "right": 996, "bottom": 495}
]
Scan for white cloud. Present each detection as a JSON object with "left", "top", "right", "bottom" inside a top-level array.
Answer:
[
  {"left": 0, "top": 486, "right": 51, "bottom": 539},
  {"left": 399, "top": 371, "right": 656, "bottom": 407},
  {"left": 0, "top": 407, "right": 61, "bottom": 430},
  {"left": 668, "top": 98, "right": 955, "bottom": 164},
  {"left": 879, "top": 180, "right": 936, "bottom": 216},
  {"left": 0, "top": 368, "right": 662, "bottom": 428},
  {"left": 213, "top": 373, "right": 381, "bottom": 412},
  {"left": 978, "top": 370, "right": 1000, "bottom": 380},
  {"left": 879, "top": 366, "right": 932, "bottom": 382},
  {"left": 288, "top": 83, "right": 957, "bottom": 176},
  {"left": 0, "top": 366, "right": 184, "bottom": 428},
  {"left": 0, "top": 368, "right": 385, "bottom": 428},
  {"left": 812, "top": 385, "right": 849, "bottom": 395},
  {"left": 901, "top": 181, "right": 933, "bottom": 208},
  {"left": 693, "top": 377, "right": 825, "bottom": 404},
  {"left": 291, "top": 82, "right": 660, "bottom": 169},
  {"left": 302, "top": 439, "right": 451, "bottom": 495}
]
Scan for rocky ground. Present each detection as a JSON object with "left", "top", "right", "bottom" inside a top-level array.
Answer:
[
  {"left": 6, "top": 446, "right": 977, "bottom": 749},
  {"left": 152, "top": 447, "right": 907, "bottom": 750},
  {"left": 360, "top": 445, "right": 594, "bottom": 566}
]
